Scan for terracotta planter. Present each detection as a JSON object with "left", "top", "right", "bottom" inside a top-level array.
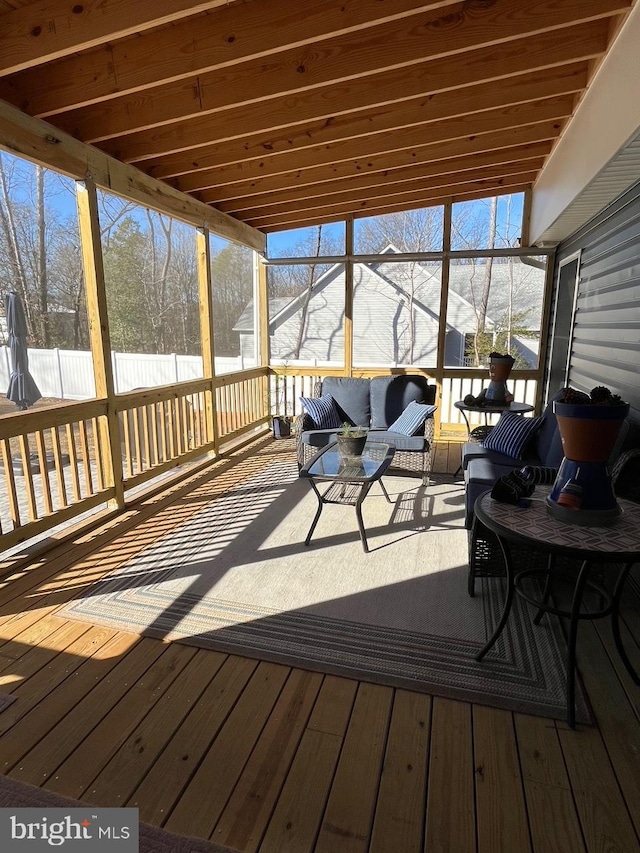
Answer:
[
  {"left": 547, "top": 401, "right": 629, "bottom": 525},
  {"left": 554, "top": 401, "right": 629, "bottom": 463},
  {"left": 489, "top": 356, "right": 514, "bottom": 383},
  {"left": 484, "top": 355, "right": 515, "bottom": 403}
]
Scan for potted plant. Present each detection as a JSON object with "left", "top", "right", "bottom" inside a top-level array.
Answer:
[
  {"left": 336, "top": 422, "right": 367, "bottom": 457},
  {"left": 272, "top": 414, "right": 294, "bottom": 439},
  {"left": 547, "top": 385, "right": 630, "bottom": 524}
]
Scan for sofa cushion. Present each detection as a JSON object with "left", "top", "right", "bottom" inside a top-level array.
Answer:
[
  {"left": 321, "top": 377, "right": 370, "bottom": 426},
  {"left": 388, "top": 401, "right": 437, "bottom": 435},
  {"left": 367, "top": 429, "right": 426, "bottom": 451},
  {"left": 369, "top": 375, "right": 435, "bottom": 428},
  {"left": 466, "top": 458, "right": 524, "bottom": 489},
  {"left": 464, "top": 458, "right": 523, "bottom": 528},
  {"left": 483, "top": 412, "right": 545, "bottom": 459},
  {"left": 301, "top": 428, "right": 342, "bottom": 449},
  {"left": 533, "top": 389, "right": 566, "bottom": 464},
  {"left": 299, "top": 394, "right": 343, "bottom": 429}
]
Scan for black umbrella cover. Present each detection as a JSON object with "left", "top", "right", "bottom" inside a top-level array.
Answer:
[{"left": 4, "top": 291, "right": 42, "bottom": 410}]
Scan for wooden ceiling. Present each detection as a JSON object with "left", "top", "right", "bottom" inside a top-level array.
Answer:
[{"left": 0, "top": 0, "right": 634, "bottom": 235}]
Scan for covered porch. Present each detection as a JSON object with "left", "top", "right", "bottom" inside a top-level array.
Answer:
[
  {"left": 0, "top": 434, "right": 638, "bottom": 853},
  {"left": 0, "top": 1, "right": 639, "bottom": 851}
]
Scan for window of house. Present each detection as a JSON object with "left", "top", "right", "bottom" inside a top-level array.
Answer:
[
  {"left": 266, "top": 223, "right": 345, "bottom": 259},
  {"left": 451, "top": 192, "right": 524, "bottom": 251}
]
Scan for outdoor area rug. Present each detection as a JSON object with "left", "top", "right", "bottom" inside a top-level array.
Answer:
[{"left": 60, "top": 457, "right": 591, "bottom": 723}]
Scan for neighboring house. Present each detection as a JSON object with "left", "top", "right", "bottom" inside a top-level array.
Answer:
[{"left": 234, "top": 248, "right": 543, "bottom": 368}]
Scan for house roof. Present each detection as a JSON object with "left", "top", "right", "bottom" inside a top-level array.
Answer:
[
  {"left": 233, "top": 298, "right": 291, "bottom": 332},
  {"left": 0, "top": 0, "right": 636, "bottom": 236},
  {"left": 236, "top": 248, "right": 529, "bottom": 336}
]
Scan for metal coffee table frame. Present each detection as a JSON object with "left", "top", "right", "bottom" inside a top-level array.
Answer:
[{"left": 299, "top": 441, "right": 395, "bottom": 552}]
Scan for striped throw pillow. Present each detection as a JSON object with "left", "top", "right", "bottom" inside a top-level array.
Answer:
[
  {"left": 388, "top": 401, "right": 437, "bottom": 436},
  {"left": 483, "top": 412, "right": 544, "bottom": 459},
  {"left": 299, "top": 394, "right": 343, "bottom": 429}
]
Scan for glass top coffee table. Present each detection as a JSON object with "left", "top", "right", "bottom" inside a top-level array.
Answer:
[{"left": 299, "top": 441, "right": 395, "bottom": 552}]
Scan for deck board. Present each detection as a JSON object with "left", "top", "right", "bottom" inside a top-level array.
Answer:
[
  {"left": 425, "top": 697, "right": 476, "bottom": 853},
  {"left": 514, "top": 713, "right": 585, "bottom": 853},
  {"left": 0, "top": 439, "right": 637, "bottom": 853}
]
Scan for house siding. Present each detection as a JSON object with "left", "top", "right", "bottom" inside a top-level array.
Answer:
[{"left": 550, "top": 179, "right": 640, "bottom": 417}]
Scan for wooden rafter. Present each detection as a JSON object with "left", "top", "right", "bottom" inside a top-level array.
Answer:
[
  {"left": 0, "top": 97, "right": 265, "bottom": 250},
  {"left": 0, "top": 0, "right": 634, "bottom": 233},
  {"left": 0, "top": 1, "right": 237, "bottom": 76}
]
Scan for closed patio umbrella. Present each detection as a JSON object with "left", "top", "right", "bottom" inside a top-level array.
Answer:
[{"left": 5, "top": 291, "right": 41, "bottom": 410}]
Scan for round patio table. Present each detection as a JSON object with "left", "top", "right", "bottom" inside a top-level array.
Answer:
[
  {"left": 454, "top": 400, "right": 535, "bottom": 441},
  {"left": 473, "top": 489, "right": 640, "bottom": 728}
]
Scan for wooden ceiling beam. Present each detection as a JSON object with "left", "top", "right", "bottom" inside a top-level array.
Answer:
[
  {"left": 0, "top": 0, "right": 460, "bottom": 115},
  {"left": 221, "top": 162, "right": 544, "bottom": 221},
  {"left": 0, "top": 1, "right": 235, "bottom": 77},
  {"left": 99, "top": 61, "right": 587, "bottom": 167},
  {"left": 195, "top": 125, "right": 563, "bottom": 203},
  {"left": 0, "top": 98, "right": 264, "bottom": 252},
  {"left": 247, "top": 180, "right": 534, "bottom": 230},
  {"left": 142, "top": 18, "right": 607, "bottom": 180},
  {"left": 164, "top": 75, "right": 580, "bottom": 195},
  {"left": 56, "top": 20, "right": 600, "bottom": 147},
  {"left": 215, "top": 148, "right": 550, "bottom": 212},
  {"left": 176, "top": 100, "right": 573, "bottom": 195},
  {"left": 0, "top": 0, "right": 628, "bottom": 119}
]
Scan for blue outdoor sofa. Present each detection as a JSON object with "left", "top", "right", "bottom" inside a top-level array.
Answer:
[{"left": 295, "top": 375, "right": 437, "bottom": 483}]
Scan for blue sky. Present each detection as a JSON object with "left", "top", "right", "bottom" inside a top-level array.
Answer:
[{"left": 3, "top": 150, "right": 525, "bottom": 257}]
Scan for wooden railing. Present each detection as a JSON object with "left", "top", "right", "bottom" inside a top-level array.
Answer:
[
  {"left": 441, "top": 374, "right": 539, "bottom": 435},
  {"left": 0, "top": 368, "right": 271, "bottom": 552},
  {"left": 0, "top": 364, "right": 541, "bottom": 552},
  {"left": 114, "top": 380, "right": 215, "bottom": 492},
  {"left": 270, "top": 366, "right": 541, "bottom": 437},
  {"left": 215, "top": 368, "right": 270, "bottom": 442},
  {"left": 0, "top": 399, "right": 114, "bottom": 550}
]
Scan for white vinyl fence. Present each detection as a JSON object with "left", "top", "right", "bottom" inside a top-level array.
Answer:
[{"left": 0, "top": 346, "right": 250, "bottom": 400}]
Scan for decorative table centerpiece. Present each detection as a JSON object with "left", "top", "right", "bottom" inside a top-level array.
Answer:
[
  {"left": 463, "top": 351, "right": 515, "bottom": 407},
  {"left": 547, "top": 386, "right": 629, "bottom": 525},
  {"left": 336, "top": 422, "right": 367, "bottom": 457}
]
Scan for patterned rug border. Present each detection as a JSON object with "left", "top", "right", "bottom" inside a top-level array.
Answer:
[{"left": 59, "top": 460, "right": 593, "bottom": 724}]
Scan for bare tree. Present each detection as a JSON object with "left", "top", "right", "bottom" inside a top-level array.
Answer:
[{"left": 294, "top": 225, "right": 322, "bottom": 358}]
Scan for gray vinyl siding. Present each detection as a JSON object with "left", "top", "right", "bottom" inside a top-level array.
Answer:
[{"left": 550, "top": 179, "right": 640, "bottom": 416}]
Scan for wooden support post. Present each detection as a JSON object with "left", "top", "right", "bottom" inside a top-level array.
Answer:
[
  {"left": 344, "top": 217, "right": 354, "bottom": 377},
  {"left": 75, "top": 178, "right": 125, "bottom": 510},
  {"left": 257, "top": 254, "right": 270, "bottom": 418},
  {"left": 434, "top": 203, "right": 453, "bottom": 442},
  {"left": 521, "top": 187, "right": 532, "bottom": 248},
  {"left": 196, "top": 228, "right": 219, "bottom": 457}
]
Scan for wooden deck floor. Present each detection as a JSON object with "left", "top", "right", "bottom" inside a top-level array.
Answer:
[{"left": 0, "top": 437, "right": 638, "bottom": 853}]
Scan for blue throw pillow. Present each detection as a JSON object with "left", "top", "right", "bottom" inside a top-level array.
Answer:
[
  {"left": 388, "top": 401, "right": 437, "bottom": 436},
  {"left": 483, "top": 412, "right": 545, "bottom": 459},
  {"left": 299, "top": 394, "right": 343, "bottom": 429}
]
